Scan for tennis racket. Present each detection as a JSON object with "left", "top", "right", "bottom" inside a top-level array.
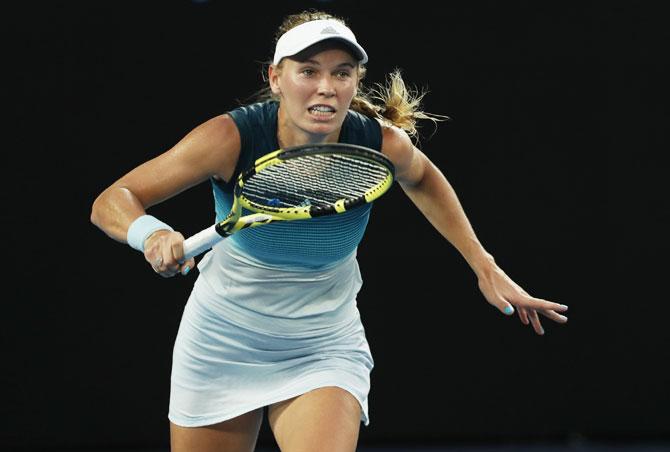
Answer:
[{"left": 182, "top": 143, "right": 395, "bottom": 259}]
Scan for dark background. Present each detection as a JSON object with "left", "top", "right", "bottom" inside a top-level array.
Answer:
[{"left": 3, "top": 1, "right": 668, "bottom": 450}]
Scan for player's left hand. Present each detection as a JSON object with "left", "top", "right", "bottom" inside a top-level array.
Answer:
[{"left": 477, "top": 265, "right": 568, "bottom": 335}]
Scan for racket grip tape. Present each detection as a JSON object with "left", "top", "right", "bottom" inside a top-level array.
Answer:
[{"left": 182, "top": 224, "right": 224, "bottom": 260}]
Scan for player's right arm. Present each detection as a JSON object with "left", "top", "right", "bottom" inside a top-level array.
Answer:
[{"left": 90, "top": 114, "right": 240, "bottom": 243}]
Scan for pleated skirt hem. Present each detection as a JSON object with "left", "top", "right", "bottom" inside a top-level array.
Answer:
[{"left": 168, "top": 373, "right": 370, "bottom": 428}]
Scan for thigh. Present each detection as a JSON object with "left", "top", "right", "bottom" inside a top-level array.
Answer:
[
  {"left": 170, "top": 408, "right": 263, "bottom": 452},
  {"left": 268, "top": 386, "right": 361, "bottom": 452}
]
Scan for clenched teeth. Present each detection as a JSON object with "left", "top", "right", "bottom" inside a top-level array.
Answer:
[{"left": 309, "top": 105, "right": 335, "bottom": 113}]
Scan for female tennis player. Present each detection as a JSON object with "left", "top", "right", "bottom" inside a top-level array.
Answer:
[{"left": 91, "top": 10, "right": 569, "bottom": 452}]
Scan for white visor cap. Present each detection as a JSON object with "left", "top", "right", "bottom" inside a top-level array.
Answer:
[{"left": 273, "top": 19, "right": 368, "bottom": 65}]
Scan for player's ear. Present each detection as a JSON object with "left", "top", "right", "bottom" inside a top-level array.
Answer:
[{"left": 269, "top": 64, "right": 281, "bottom": 95}]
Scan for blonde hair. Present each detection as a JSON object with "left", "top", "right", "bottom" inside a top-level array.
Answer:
[{"left": 249, "top": 10, "right": 448, "bottom": 139}]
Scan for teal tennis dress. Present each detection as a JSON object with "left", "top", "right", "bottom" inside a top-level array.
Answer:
[{"left": 168, "top": 101, "right": 382, "bottom": 427}]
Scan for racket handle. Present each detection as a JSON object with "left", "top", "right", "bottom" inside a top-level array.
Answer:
[{"left": 183, "top": 224, "right": 224, "bottom": 260}]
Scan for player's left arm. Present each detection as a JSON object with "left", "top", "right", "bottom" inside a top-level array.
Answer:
[{"left": 381, "top": 125, "right": 568, "bottom": 334}]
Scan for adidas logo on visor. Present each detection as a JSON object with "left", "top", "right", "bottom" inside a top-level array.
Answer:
[{"left": 272, "top": 19, "right": 367, "bottom": 65}]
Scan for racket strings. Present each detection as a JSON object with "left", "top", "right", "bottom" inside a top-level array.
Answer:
[
  {"left": 268, "top": 155, "right": 387, "bottom": 204},
  {"left": 279, "top": 156, "right": 381, "bottom": 201},
  {"left": 243, "top": 154, "right": 390, "bottom": 208}
]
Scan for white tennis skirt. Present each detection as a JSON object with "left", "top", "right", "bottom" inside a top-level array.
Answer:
[{"left": 168, "top": 240, "right": 374, "bottom": 427}]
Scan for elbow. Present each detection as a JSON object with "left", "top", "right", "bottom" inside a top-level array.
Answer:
[
  {"left": 91, "top": 186, "right": 116, "bottom": 228},
  {"left": 90, "top": 194, "right": 103, "bottom": 227}
]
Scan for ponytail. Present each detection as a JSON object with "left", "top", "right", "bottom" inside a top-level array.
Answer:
[{"left": 351, "top": 69, "right": 449, "bottom": 139}]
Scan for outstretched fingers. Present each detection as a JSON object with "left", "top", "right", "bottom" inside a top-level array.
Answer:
[
  {"left": 524, "top": 296, "right": 568, "bottom": 314},
  {"left": 526, "top": 309, "right": 545, "bottom": 335},
  {"left": 539, "top": 309, "right": 569, "bottom": 324},
  {"left": 518, "top": 307, "right": 530, "bottom": 325}
]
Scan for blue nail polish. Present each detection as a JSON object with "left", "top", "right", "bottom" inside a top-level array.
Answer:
[
  {"left": 504, "top": 306, "right": 514, "bottom": 315},
  {"left": 183, "top": 266, "right": 190, "bottom": 275}
]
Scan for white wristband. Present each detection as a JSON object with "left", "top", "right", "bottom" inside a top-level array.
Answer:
[{"left": 126, "top": 215, "right": 174, "bottom": 252}]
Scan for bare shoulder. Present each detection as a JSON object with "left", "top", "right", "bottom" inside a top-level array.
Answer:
[
  {"left": 379, "top": 122, "right": 423, "bottom": 185},
  {"left": 195, "top": 113, "right": 239, "bottom": 141},
  {"left": 180, "top": 113, "right": 241, "bottom": 182},
  {"left": 108, "top": 113, "right": 243, "bottom": 209}
]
